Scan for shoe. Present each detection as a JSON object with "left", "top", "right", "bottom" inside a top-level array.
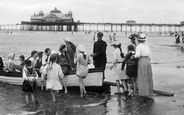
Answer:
[
  {"left": 127, "top": 93, "right": 132, "bottom": 96},
  {"left": 122, "top": 90, "right": 129, "bottom": 95}
]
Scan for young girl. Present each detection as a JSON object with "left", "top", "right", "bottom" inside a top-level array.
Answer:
[
  {"left": 122, "top": 45, "right": 138, "bottom": 96},
  {"left": 28, "top": 50, "right": 38, "bottom": 68},
  {"left": 110, "top": 41, "right": 129, "bottom": 93},
  {"left": 74, "top": 44, "right": 90, "bottom": 97},
  {"left": 133, "top": 33, "right": 153, "bottom": 98},
  {"left": 22, "top": 60, "right": 38, "bottom": 106},
  {"left": 42, "top": 53, "right": 64, "bottom": 101}
]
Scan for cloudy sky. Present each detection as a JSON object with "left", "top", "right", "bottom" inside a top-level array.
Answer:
[{"left": 0, "top": 0, "right": 184, "bottom": 24}]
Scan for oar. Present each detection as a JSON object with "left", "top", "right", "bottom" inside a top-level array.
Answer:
[{"left": 103, "top": 81, "right": 174, "bottom": 96}]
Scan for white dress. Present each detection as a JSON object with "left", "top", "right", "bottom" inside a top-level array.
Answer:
[
  {"left": 112, "top": 48, "right": 128, "bottom": 80},
  {"left": 43, "top": 63, "right": 64, "bottom": 90}
]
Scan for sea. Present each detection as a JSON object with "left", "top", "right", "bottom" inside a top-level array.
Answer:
[{"left": 0, "top": 30, "right": 184, "bottom": 115}]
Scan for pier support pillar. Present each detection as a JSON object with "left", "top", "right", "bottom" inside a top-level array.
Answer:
[
  {"left": 111, "top": 23, "right": 113, "bottom": 32},
  {"left": 67, "top": 25, "right": 72, "bottom": 31},
  {"left": 97, "top": 24, "right": 98, "bottom": 31},
  {"left": 104, "top": 24, "right": 105, "bottom": 32},
  {"left": 125, "top": 25, "right": 127, "bottom": 34},
  {"left": 116, "top": 25, "right": 117, "bottom": 32},
  {"left": 149, "top": 25, "right": 152, "bottom": 33},
  {"left": 139, "top": 25, "right": 142, "bottom": 33},
  {"left": 130, "top": 25, "right": 132, "bottom": 32}
]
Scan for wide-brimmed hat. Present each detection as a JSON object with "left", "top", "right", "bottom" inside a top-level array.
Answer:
[
  {"left": 111, "top": 41, "right": 121, "bottom": 46},
  {"left": 77, "top": 44, "right": 86, "bottom": 53},
  {"left": 136, "top": 34, "right": 147, "bottom": 41}
]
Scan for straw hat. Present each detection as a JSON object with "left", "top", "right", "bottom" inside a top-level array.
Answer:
[
  {"left": 111, "top": 41, "right": 121, "bottom": 46},
  {"left": 136, "top": 33, "right": 147, "bottom": 41}
]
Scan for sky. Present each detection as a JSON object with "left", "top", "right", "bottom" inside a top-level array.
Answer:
[{"left": 0, "top": 0, "right": 184, "bottom": 25}]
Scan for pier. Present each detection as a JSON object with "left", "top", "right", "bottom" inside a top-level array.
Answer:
[{"left": 0, "top": 22, "right": 184, "bottom": 34}]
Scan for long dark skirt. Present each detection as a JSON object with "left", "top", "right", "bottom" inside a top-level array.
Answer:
[{"left": 137, "top": 57, "right": 153, "bottom": 96}]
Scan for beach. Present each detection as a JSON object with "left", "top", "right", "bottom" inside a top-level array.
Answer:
[{"left": 0, "top": 31, "right": 184, "bottom": 115}]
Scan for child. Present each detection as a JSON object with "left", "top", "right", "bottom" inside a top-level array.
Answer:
[
  {"left": 22, "top": 60, "right": 39, "bottom": 106},
  {"left": 35, "top": 51, "right": 43, "bottom": 77},
  {"left": 28, "top": 50, "right": 38, "bottom": 68},
  {"left": 42, "top": 53, "right": 65, "bottom": 101},
  {"left": 122, "top": 44, "right": 138, "bottom": 96},
  {"left": 57, "top": 43, "right": 73, "bottom": 93},
  {"left": 4, "top": 53, "right": 15, "bottom": 72},
  {"left": 74, "top": 44, "right": 90, "bottom": 97},
  {"left": 110, "top": 41, "right": 129, "bottom": 93}
]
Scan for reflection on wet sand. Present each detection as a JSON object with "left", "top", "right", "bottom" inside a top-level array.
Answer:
[{"left": 107, "top": 94, "right": 165, "bottom": 115}]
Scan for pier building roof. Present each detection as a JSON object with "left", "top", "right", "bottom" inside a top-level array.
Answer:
[{"left": 30, "top": 7, "right": 73, "bottom": 23}]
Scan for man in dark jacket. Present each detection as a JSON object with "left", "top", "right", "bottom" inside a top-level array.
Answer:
[{"left": 91, "top": 32, "right": 107, "bottom": 79}]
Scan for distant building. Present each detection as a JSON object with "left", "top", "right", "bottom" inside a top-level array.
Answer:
[
  {"left": 126, "top": 20, "right": 136, "bottom": 24},
  {"left": 30, "top": 7, "right": 74, "bottom": 23}
]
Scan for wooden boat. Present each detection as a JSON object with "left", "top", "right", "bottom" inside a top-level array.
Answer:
[{"left": 0, "top": 68, "right": 104, "bottom": 87}]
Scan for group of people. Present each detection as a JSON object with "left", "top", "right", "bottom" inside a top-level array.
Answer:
[
  {"left": 91, "top": 31, "right": 153, "bottom": 99},
  {"left": 0, "top": 31, "right": 154, "bottom": 106},
  {"left": 0, "top": 37, "right": 93, "bottom": 106},
  {"left": 108, "top": 33, "right": 153, "bottom": 99}
]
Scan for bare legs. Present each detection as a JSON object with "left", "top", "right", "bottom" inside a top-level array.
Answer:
[
  {"left": 79, "top": 77, "right": 87, "bottom": 97},
  {"left": 25, "top": 94, "right": 29, "bottom": 104},
  {"left": 121, "top": 80, "right": 128, "bottom": 92},
  {"left": 50, "top": 90, "right": 56, "bottom": 101},
  {"left": 127, "top": 77, "right": 137, "bottom": 96},
  {"left": 25, "top": 93, "right": 36, "bottom": 104},
  {"left": 61, "top": 77, "right": 68, "bottom": 94}
]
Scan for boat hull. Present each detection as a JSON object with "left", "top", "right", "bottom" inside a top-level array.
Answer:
[{"left": 0, "top": 68, "right": 103, "bottom": 87}]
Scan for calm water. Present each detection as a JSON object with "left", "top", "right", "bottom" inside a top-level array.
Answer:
[{"left": 0, "top": 31, "right": 184, "bottom": 115}]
